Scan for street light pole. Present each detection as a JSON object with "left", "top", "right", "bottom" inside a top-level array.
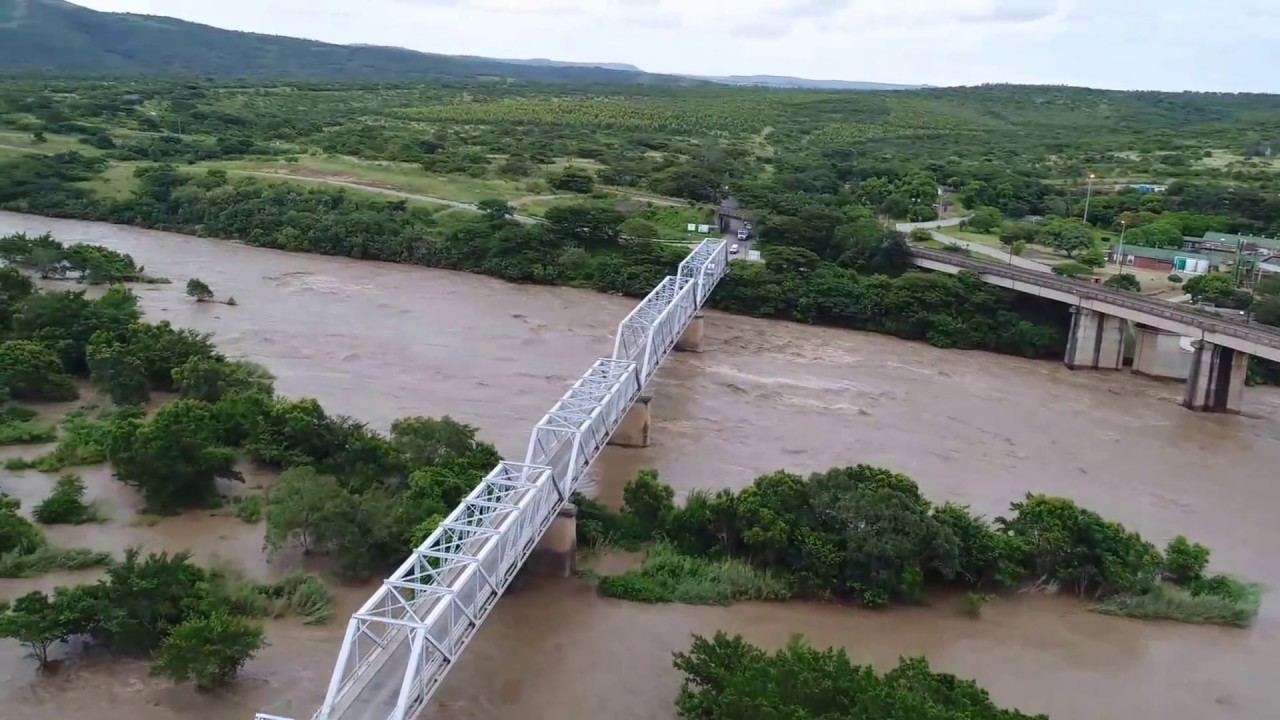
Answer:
[
  {"left": 1116, "top": 220, "right": 1127, "bottom": 271},
  {"left": 1082, "top": 173, "right": 1095, "bottom": 224}
]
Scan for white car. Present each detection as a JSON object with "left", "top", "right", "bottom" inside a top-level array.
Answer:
[{"left": 730, "top": 244, "right": 740, "bottom": 255}]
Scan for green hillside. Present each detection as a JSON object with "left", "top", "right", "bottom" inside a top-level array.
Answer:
[{"left": 0, "top": 0, "right": 699, "bottom": 84}]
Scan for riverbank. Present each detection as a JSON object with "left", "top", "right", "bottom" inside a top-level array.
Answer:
[
  {"left": 0, "top": 212, "right": 1277, "bottom": 720},
  {"left": 1, "top": 159, "right": 1071, "bottom": 360}
]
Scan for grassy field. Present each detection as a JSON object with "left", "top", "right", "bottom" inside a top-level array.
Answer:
[
  {"left": 213, "top": 156, "right": 536, "bottom": 204},
  {"left": 75, "top": 162, "right": 141, "bottom": 199},
  {"left": 0, "top": 129, "right": 99, "bottom": 154}
]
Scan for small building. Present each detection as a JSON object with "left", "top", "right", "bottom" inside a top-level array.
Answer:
[
  {"left": 1108, "top": 245, "right": 1214, "bottom": 274},
  {"left": 1185, "top": 231, "right": 1280, "bottom": 255}
]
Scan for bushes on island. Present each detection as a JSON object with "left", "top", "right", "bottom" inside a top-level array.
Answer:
[
  {"left": 579, "top": 467, "right": 1259, "bottom": 627},
  {"left": 674, "top": 632, "right": 1048, "bottom": 720}
]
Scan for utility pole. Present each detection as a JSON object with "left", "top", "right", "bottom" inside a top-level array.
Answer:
[
  {"left": 1116, "top": 220, "right": 1127, "bottom": 272},
  {"left": 1082, "top": 173, "right": 1095, "bottom": 225}
]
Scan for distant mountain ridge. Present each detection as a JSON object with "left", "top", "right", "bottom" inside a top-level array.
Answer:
[
  {"left": 686, "top": 75, "right": 927, "bottom": 91},
  {"left": 0, "top": 0, "right": 919, "bottom": 90}
]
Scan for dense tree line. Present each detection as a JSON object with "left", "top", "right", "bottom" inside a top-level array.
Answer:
[
  {"left": 0, "top": 157, "right": 1071, "bottom": 359},
  {"left": 579, "top": 468, "right": 1258, "bottom": 627}
]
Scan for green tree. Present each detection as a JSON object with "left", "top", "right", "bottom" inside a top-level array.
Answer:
[
  {"left": 151, "top": 611, "right": 265, "bottom": 689},
  {"left": 1185, "top": 271, "right": 1237, "bottom": 305},
  {"left": 264, "top": 466, "right": 353, "bottom": 555},
  {"left": 543, "top": 204, "right": 625, "bottom": 250},
  {"left": 1103, "top": 273, "right": 1142, "bottom": 292},
  {"left": 1040, "top": 217, "right": 1094, "bottom": 257},
  {"left": 476, "top": 198, "right": 514, "bottom": 223},
  {"left": 0, "top": 340, "right": 78, "bottom": 401},
  {"left": 0, "top": 591, "right": 70, "bottom": 668},
  {"left": 549, "top": 166, "right": 595, "bottom": 194},
  {"left": 185, "top": 277, "right": 214, "bottom": 302},
  {"left": 87, "top": 340, "right": 151, "bottom": 406},
  {"left": 966, "top": 206, "right": 1003, "bottom": 233},
  {"left": 109, "top": 400, "right": 240, "bottom": 513}
]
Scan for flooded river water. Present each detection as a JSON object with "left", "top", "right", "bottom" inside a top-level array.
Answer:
[{"left": 0, "top": 212, "right": 1277, "bottom": 720}]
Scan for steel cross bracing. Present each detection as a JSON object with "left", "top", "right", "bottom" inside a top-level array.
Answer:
[{"left": 253, "top": 238, "right": 728, "bottom": 720}]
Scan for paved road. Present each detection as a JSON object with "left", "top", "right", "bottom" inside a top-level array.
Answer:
[{"left": 896, "top": 218, "right": 1053, "bottom": 272}]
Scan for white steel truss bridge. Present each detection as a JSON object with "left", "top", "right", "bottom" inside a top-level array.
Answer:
[{"left": 254, "top": 238, "right": 729, "bottom": 720}]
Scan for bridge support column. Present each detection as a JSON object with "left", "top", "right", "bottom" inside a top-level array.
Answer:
[
  {"left": 1183, "top": 342, "right": 1248, "bottom": 413},
  {"left": 608, "top": 394, "right": 651, "bottom": 448},
  {"left": 675, "top": 313, "right": 705, "bottom": 353},
  {"left": 527, "top": 504, "right": 577, "bottom": 578},
  {"left": 1064, "top": 307, "right": 1125, "bottom": 371},
  {"left": 1132, "top": 325, "right": 1194, "bottom": 380}
]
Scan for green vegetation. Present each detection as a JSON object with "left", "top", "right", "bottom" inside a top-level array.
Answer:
[
  {"left": 0, "top": 231, "right": 165, "bottom": 284},
  {"left": 673, "top": 632, "right": 1047, "bottom": 720},
  {"left": 0, "top": 0, "right": 689, "bottom": 84},
  {"left": 0, "top": 495, "right": 110, "bottom": 577},
  {"left": 4, "top": 77, "right": 1280, "bottom": 372},
  {"left": 0, "top": 548, "right": 327, "bottom": 683},
  {"left": 185, "top": 277, "right": 214, "bottom": 302},
  {"left": 32, "top": 473, "right": 104, "bottom": 524},
  {"left": 582, "top": 468, "right": 1259, "bottom": 628}
]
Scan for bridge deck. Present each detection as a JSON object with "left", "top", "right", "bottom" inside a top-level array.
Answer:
[{"left": 911, "top": 247, "right": 1280, "bottom": 360}]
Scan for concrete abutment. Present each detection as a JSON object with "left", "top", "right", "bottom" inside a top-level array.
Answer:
[{"left": 1183, "top": 341, "right": 1249, "bottom": 413}]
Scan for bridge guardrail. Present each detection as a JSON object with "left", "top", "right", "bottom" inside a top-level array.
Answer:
[{"left": 911, "top": 247, "right": 1280, "bottom": 348}]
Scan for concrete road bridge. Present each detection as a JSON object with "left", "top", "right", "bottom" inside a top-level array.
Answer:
[
  {"left": 253, "top": 238, "right": 729, "bottom": 720},
  {"left": 911, "top": 247, "right": 1280, "bottom": 413}
]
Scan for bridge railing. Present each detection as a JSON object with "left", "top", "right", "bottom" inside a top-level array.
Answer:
[
  {"left": 255, "top": 238, "right": 729, "bottom": 720},
  {"left": 912, "top": 247, "right": 1280, "bottom": 347}
]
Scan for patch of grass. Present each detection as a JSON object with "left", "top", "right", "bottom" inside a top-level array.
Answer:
[
  {"left": 596, "top": 542, "right": 790, "bottom": 605},
  {"left": 0, "top": 545, "right": 112, "bottom": 578},
  {"left": 11, "top": 407, "right": 128, "bottom": 472},
  {"left": 234, "top": 494, "right": 263, "bottom": 523},
  {"left": 0, "top": 130, "right": 101, "bottom": 155},
  {"left": 220, "top": 155, "right": 528, "bottom": 203},
  {"left": 0, "top": 419, "right": 56, "bottom": 445},
  {"left": 76, "top": 162, "right": 141, "bottom": 200},
  {"left": 962, "top": 591, "right": 992, "bottom": 618},
  {"left": 1093, "top": 578, "right": 1262, "bottom": 628},
  {"left": 206, "top": 569, "right": 334, "bottom": 625}
]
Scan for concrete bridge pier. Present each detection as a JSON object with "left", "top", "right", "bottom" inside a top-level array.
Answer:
[
  {"left": 675, "top": 313, "right": 705, "bottom": 352},
  {"left": 1132, "top": 325, "right": 1194, "bottom": 380},
  {"left": 1064, "top": 307, "right": 1126, "bottom": 371},
  {"left": 1183, "top": 341, "right": 1249, "bottom": 413},
  {"left": 607, "top": 394, "right": 651, "bottom": 447},
  {"left": 527, "top": 504, "right": 577, "bottom": 578}
]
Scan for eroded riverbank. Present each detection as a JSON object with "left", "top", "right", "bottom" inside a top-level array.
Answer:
[{"left": 0, "top": 212, "right": 1276, "bottom": 720}]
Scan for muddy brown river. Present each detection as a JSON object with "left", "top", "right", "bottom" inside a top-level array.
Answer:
[{"left": 0, "top": 211, "right": 1277, "bottom": 720}]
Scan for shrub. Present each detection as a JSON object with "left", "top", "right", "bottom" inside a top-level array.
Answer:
[
  {"left": 1052, "top": 261, "right": 1092, "bottom": 277},
  {"left": 151, "top": 611, "right": 265, "bottom": 689},
  {"left": 1103, "top": 273, "right": 1142, "bottom": 292},
  {"left": 32, "top": 474, "right": 103, "bottom": 525}
]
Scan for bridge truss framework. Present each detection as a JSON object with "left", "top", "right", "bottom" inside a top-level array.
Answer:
[{"left": 254, "top": 238, "right": 729, "bottom": 720}]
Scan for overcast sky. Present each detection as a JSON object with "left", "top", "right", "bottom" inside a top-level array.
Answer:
[{"left": 75, "top": 0, "right": 1280, "bottom": 92}]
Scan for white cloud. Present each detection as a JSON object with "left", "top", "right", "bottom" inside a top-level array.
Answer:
[{"left": 71, "top": 0, "right": 1280, "bottom": 91}]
